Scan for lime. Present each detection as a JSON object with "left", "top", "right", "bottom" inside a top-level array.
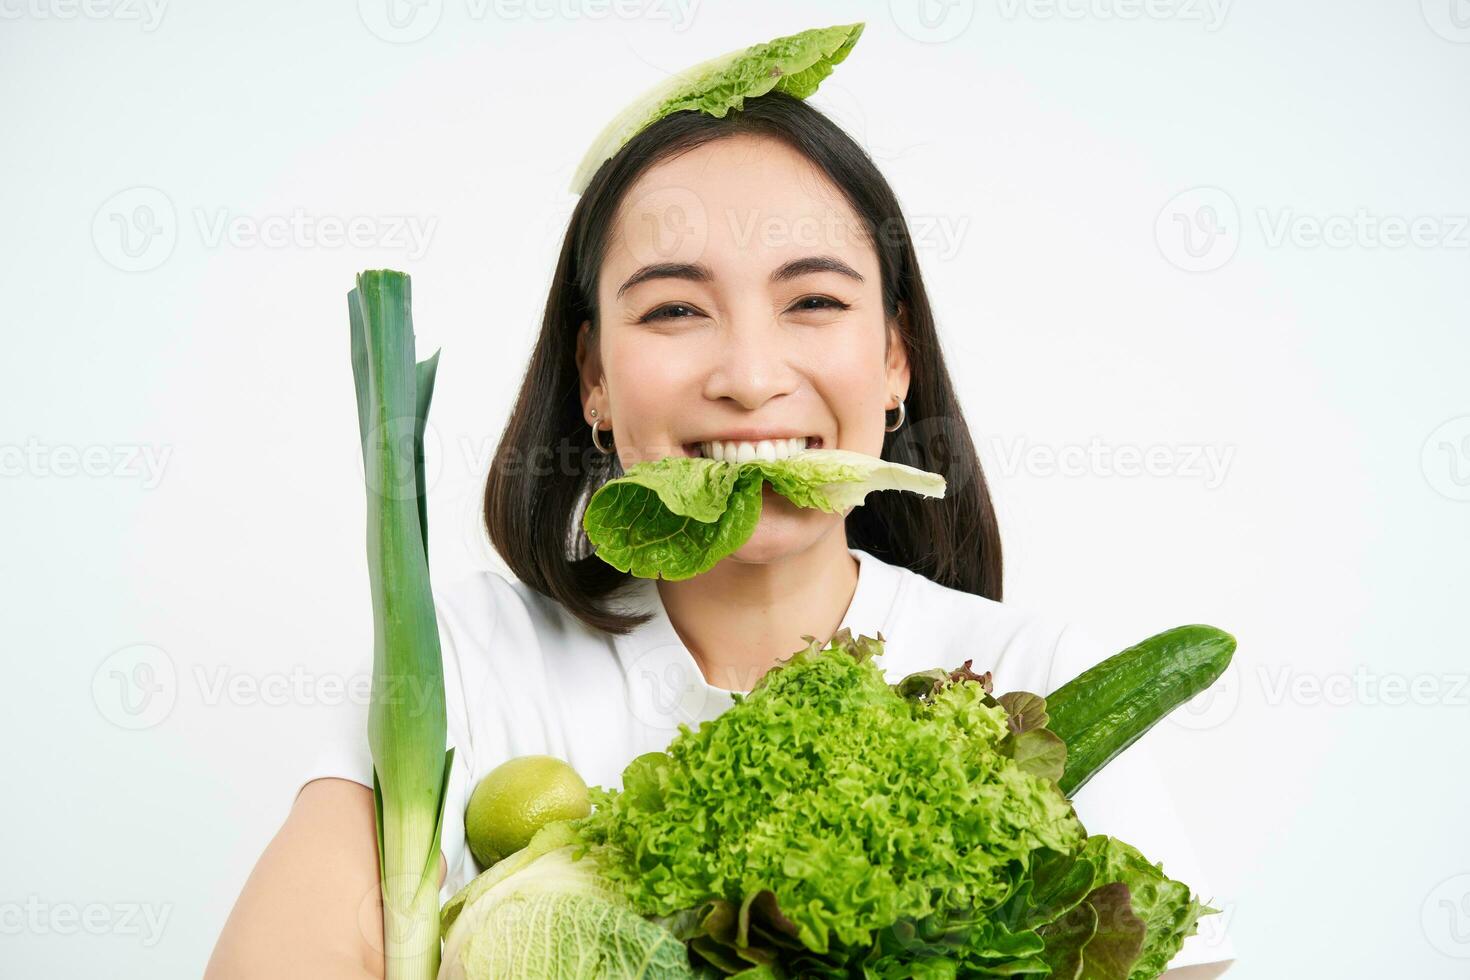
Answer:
[{"left": 464, "top": 755, "right": 591, "bottom": 867}]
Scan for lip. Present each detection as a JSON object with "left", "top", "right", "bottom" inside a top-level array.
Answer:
[{"left": 693, "top": 429, "right": 816, "bottom": 443}]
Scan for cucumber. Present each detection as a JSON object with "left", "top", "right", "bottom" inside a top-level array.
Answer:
[{"left": 1048, "top": 624, "right": 1235, "bottom": 797}]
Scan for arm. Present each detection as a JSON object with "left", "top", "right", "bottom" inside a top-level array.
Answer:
[{"left": 204, "top": 777, "right": 447, "bottom": 980}]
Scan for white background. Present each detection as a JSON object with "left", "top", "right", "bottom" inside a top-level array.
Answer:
[{"left": 5, "top": 1, "right": 1468, "bottom": 976}]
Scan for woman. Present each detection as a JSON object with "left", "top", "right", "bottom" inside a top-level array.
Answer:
[{"left": 206, "top": 92, "right": 1233, "bottom": 978}]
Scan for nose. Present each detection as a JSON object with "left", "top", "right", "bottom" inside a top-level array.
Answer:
[{"left": 700, "top": 308, "right": 803, "bottom": 410}]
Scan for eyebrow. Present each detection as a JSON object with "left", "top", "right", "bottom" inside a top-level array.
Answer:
[{"left": 615, "top": 255, "right": 865, "bottom": 300}]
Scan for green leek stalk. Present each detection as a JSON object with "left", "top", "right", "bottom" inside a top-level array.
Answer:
[{"left": 348, "top": 270, "right": 454, "bottom": 980}]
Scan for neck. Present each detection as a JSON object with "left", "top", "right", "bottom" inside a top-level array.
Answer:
[{"left": 655, "top": 527, "right": 860, "bottom": 693}]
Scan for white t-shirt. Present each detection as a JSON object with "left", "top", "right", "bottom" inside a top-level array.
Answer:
[{"left": 301, "top": 545, "right": 1234, "bottom": 971}]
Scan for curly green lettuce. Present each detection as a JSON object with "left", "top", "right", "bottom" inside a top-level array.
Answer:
[
  {"left": 574, "top": 630, "right": 1083, "bottom": 962},
  {"left": 440, "top": 633, "right": 1215, "bottom": 979}
]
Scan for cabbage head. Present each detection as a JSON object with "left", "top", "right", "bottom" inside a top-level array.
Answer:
[{"left": 437, "top": 821, "right": 706, "bottom": 980}]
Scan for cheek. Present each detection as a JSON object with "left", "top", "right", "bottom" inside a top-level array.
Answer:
[
  {"left": 805, "top": 326, "right": 890, "bottom": 452},
  {"left": 602, "top": 335, "right": 702, "bottom": 456}
]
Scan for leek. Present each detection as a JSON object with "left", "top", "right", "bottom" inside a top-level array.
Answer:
[{"left": 348, "top": 269, "right": 454, "bottom": 980}]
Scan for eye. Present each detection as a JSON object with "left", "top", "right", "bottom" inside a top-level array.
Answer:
[
  {"left": 789, "top": 295, "right": 850, "bottom": 313},
  {"left": 640, "top": 302, "right": 703, "bottom": 322}
]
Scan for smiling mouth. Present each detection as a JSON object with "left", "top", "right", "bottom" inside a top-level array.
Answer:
[{"left": 681, "top": 436, "right": 824, "bottom": 461}]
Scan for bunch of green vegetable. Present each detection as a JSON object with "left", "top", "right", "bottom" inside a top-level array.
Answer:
[
  {"left": 439, "top": 626, "right": 1232, "bottom": 979},
  {"left": 344, "top": 267, "right": 1233, "bottom": 978}
]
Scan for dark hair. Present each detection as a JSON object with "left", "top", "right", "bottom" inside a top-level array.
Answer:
[{"left": 483, "top": 90, "right": 1002, "bottom": 635}]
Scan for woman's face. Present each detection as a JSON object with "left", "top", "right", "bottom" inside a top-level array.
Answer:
[{"left": 578, "top": 133, "right": 910, "bottom": 562}]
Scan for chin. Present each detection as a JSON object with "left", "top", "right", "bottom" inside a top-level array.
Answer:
[{"left": 727, "top": 502, "right": 837, "bottom": 563}]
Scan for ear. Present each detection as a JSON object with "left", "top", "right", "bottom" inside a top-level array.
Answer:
[
  {"left": 575, "top": 319, "right": 604, "bottom": 413},
  {"left": 885, "top": 304, "right": 912, "bottom": 405}
]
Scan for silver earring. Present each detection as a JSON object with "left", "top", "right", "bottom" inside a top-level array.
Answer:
[
  {"left": 589, "top": 408, "right": 613, "bottom": 454},
  {"left": 884, "top": 397, "right": 906, "bottom": 433}
]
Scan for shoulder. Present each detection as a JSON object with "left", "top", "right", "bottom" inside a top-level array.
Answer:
[
  {"left": 425, "top": 568, "right": 566, "bottom": 736},
  {"left": 884, "top": 564, "right": 1103, "bottom": 695},
  {"left": 430, "top": 566, "right": 587, "bottom": 663},
  {"left": 427, "top": 566, "right": 628, "bottom": 713}
]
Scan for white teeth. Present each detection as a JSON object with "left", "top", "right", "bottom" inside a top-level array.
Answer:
[{"left": 698, "top": 437, "right": 814, "bottom": 461}]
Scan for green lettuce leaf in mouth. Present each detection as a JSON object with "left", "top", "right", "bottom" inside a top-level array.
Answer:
[
  {"left": 581, "top": 448, "right": 946, "bottom": 580},
  {"left": 568, "top": 22, "right": 865, "bottom": 194}
]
